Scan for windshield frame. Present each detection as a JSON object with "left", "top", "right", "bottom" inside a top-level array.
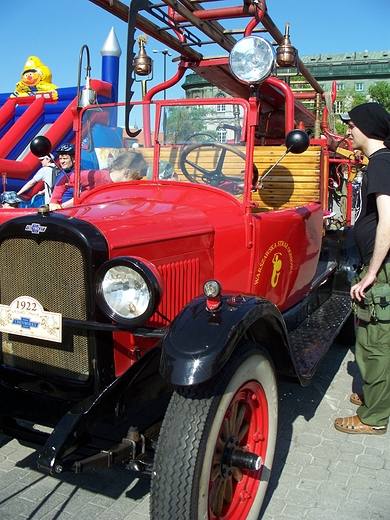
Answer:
[{"left": 72, "top": 98, "right": 252, "bottom": 207}]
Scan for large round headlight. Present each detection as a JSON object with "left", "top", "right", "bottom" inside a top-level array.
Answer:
[
  {"left": 95, "top": 257, "right": 163, "bottom": 326},
  {"left": 229, "top": 36, "right": 275, "bottom": 84}
]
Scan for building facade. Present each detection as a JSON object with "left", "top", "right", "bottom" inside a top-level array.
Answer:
[
  {"left": 183, "top": 50, "right": 390, "bottom": 122},
  {"left": 296, "top": 50, "right": 390, "bottom": 113},
  {"left": 182, "top": 73, "right": 237, "bottom": 143}
]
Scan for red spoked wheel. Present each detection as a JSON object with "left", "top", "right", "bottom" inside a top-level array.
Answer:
[
  {"left": 207, "top": 381, "right": 269, "bottom": 519},
  {"left": 150, "top": 341, "right": 278, "bottom": 520}
]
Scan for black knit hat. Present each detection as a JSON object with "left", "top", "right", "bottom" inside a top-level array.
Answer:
[{"left": 348, "top": 102, "right": 390, "bottom": 148}]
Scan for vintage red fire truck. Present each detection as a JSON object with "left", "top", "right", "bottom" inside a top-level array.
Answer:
[{"left": 0, "top": 1, "right": 360, "bottom": 518}]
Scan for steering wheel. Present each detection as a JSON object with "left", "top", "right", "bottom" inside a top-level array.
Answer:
[
  {"left": 181, "top": 133, "right": 219, "bottom": 146},
  {"left": 180, "top": 139, "right": 246, "bottom": 189}
]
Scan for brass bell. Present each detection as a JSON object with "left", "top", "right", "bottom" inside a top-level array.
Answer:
[{"left": 276, "top": 23, "right": 297, "bottom": 68}]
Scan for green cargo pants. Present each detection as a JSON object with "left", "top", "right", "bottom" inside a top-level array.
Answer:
[{"left": 355, "top": 265, "right": 390, "bottom": 427}]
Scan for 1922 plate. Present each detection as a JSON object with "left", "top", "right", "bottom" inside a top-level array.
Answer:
[{"left": 0, "top": 296, "right": 62, "bottom": 343}]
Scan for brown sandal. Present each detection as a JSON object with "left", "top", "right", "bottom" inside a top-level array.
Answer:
[
  {"left": 334, "top": 415, "right": 387, "bottom": 435},
  {"left": 350, "top": 393, "right": 364, "bottom": 406}
]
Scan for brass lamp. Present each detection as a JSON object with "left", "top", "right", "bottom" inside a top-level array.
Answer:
[
  {"left": 276, "top": 23, "right": 298, "bottom": 68},
  {"left": 134, "top": 35, "right": 153, "bottom": 98},
  {"left": 134, "top": 35, "right": 153, "bottom": 76}
]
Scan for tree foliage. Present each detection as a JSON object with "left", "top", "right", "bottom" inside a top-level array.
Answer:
[
  {"left": 336, "top": 87, "right": 368, "bottom": 111},
  {"left": 368, "top": 81, "right": 390, "bottom": 112},
  {"left": 335, "top": 87, "right": 369, "bottom": 135},
  {"left": 334, "top": 81, "right": 390, "bottom": 134},
  {"left": 165, "top": 106, "right": 216, "bottom": 144}
]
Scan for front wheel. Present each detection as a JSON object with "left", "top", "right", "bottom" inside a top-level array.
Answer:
[{"left": 150, "top": 341, "right": 278, "bottom": 519}]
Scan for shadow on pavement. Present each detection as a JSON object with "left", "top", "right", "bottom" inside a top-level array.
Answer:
[{"left": 260, "top": 341, "right": 358, "bottom": 516}]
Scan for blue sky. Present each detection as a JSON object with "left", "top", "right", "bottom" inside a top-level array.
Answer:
[{"left": 1, "top": 0, "right": 389, "bottom": 103}]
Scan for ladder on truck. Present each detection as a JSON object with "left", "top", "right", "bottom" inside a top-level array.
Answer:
[{"left": 89, "top": 0, "right": 324, "bottom": 98}]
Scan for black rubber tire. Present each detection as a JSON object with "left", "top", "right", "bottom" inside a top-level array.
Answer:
[{"left": 150, "top": 340, "right": 278, "bottom": 520}]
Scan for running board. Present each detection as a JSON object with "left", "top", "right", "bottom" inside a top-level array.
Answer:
[{"left": 288, "top": 293, "right": 351, "bottom": 384}]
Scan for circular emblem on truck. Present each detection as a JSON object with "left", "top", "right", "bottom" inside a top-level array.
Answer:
[{"left": 255, "top": 240, "right": 294, "bottom": 287}]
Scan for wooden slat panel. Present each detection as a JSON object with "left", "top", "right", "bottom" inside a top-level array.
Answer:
[
  {"left": 263, "top": 176, "right": 319, "bottom": 182},
  {"left": 253, "top": 145, "right": 321, "bottom": 210}
]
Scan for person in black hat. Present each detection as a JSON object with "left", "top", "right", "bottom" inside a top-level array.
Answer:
[{"left": 334, "top": 102, "right": 390, "bottom": 435}]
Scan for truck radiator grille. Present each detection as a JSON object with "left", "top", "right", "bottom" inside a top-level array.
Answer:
[
  {"left": 155, "top": 258, "right": 200, "bottom": 325},
  {"left": 0, "top": 238, "right": 89, "bottom": 381}
]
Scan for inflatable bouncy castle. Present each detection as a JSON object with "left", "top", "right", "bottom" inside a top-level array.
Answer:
[{"left": 0, "top": 28, "right": 121, "bottom": 193}]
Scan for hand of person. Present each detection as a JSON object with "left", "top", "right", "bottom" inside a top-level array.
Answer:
[
  {"left": 350, "top": 271, "right": 376, "bottom": 301},
  {"left": 49, "top": 203, "right": 62, "bottom": 211}
]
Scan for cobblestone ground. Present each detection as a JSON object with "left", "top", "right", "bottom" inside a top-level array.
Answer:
[{"left": 0, "top": 342, "right": 389, "bottom": 520}]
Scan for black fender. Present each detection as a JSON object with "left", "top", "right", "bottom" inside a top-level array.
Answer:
[
  {"left": 160, "top": 293, "right": 288, "bottom": 386},
  {"left": 34, "top": 347, "right": 173, "bottom": 474}
]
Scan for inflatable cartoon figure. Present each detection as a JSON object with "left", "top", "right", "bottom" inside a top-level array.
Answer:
[{"left": 11, "top": 56, "right": 58, "bottom": 99}]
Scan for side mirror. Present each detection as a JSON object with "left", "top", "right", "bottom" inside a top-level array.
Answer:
[
  {"left": 259, "top": 129, "right": 310, "bottom": 189},
  {"left": 285, "top": 129, "right": 310, "bottom": 154},
  {"left": 30, "top": 136, "right": 52, "bottom": 157}
]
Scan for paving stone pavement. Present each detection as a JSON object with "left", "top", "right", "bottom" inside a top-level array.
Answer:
[{"left": 0, "top": 342, "right": 389, "bottom": 520}]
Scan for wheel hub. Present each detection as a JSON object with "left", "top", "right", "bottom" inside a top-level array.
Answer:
[{"left": 221, "top": 436, "right": 262, "bottom": 479}]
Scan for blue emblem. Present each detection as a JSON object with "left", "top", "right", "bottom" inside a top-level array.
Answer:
[
  {"left": 25, "top": 223, "right": 47, "bottom": 234},
  {"left": 12, "top": 317, "right": 39, "bottom": 329}
]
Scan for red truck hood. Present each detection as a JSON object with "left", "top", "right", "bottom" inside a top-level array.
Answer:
[{"left": 64, "top": 186, "right": 215, "bottom": 254}]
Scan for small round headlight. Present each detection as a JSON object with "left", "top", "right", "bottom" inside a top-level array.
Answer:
[
  {"left": 95, "top": 257, "right": 163, "bottom": 326},
  {"left": 229, "top": 36, "right": 275, "bottom": 84},
  {"left": 203, "top": 280, "right": 222, "bottom": 298}
]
